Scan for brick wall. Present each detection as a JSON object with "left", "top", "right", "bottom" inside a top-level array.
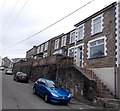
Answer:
[
  {"left": 13, "top": 55, "right": 74, "bottom": 80},
  {"left": 56, "top": 66, "right": 97, "bottom": 101},
  {"left": 12, "top": 60, "right": 33, "bottom": 76},
  {"left": 30, "top": 64, "right": 57, "bottom": 82},
  {"left": 83, "top": 6, "right": 116, "bottom": 68}
]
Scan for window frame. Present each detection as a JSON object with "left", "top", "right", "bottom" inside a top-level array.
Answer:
[
  {"left": 91, "top": 14, "right": 103, "bottom": 35},
  {"left": 40, "top": 44, "right": 44, "bottom": 52},
  {"left": 70, "top": 31, "right": 76, "bottom": 44},
  {"left": 54, "top": 39, "right": 60, "bottom": 50},
  {"left": 68, "top": 48, "right": 75, "bottom": 57},
  {"left": 44, "top": 42, "right": 48, "bottom": 51},
  {"left": 88, "top": 36, "right": 107, "bottom": 59},
  {"left": 77, "top": 24, "right": 84, "bottom": 41},
  {"left": 61, "top": 35, "right": 67, "bottom": 47},
  {"left": 37, "top": 46, "right": 40, "bottom": 54}
]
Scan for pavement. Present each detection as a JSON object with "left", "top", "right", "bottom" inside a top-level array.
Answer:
[{"left": 69, "top": 98, "right": 97, "bottom": 109}]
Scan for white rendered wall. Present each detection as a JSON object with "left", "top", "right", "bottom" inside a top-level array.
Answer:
[{"left": 92, "top": 68, "right": 115, "bottom": 94}]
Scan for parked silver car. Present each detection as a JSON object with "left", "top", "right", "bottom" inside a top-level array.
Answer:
[{"left": 5, "top": 69, "right": 13, "bottom": 75}]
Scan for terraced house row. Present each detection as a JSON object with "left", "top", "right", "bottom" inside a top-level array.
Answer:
[{"left": 26, "top": 2, "right": 120, "bottom": 98}]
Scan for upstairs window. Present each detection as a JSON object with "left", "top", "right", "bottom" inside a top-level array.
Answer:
[
  {"left": 61, "top": 35, "right": 67, "bottom": 47},
  {"left": 37, "top": 46, "right": 40, "bottom": 54},
  {"left": 40, "top": 44, "right": 44, "bottom": 52},
  {"left": 88, "top": 37, "right": 106, "bottom": 59},
  {"left": 44, "top": 42, "right": 48, "bottom": 51},
  {"left": 54, "top": 39, "right": 59, "bottom": 50},
  {"left": 92, "top": 14, "right": 103, "bottom": 35},
  {"left": 70, "top": 31, "right": 75, "bottom": 44},
  {"left": 78, "top": 25, "right": 84, "bottom": 40}
]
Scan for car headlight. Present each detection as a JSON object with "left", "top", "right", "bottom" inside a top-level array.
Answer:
[
  {"left": 68, "top": 94, "right": 71, "bottom": 98},
  {"left": 51, "top": 93, "right": 59, "bottom": 97}
]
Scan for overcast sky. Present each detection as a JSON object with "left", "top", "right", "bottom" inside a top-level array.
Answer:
[{"left": 0, "top": 0, "right": 116, "bottom": 59}]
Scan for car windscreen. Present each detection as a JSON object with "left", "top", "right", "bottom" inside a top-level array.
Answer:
[
  {"left": 46, "top": 80, "right": 62, "bottom": 89},
  {"left": 17, "top": 73, "right": 27, "bottom": 76}
]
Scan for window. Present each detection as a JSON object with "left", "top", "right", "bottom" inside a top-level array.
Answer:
[
  {"left": 44, "top": 42, "right": 48, "bottom": 51},
  {"left": 79, "top": 47, "right": 83, "bottom": 67},
  {"left": 78, "top": 25, "right": 84, "bottom": 40},
  {"left": 69, "top": 48, "right": 74, "bottom": 57},
  {"left": 40, "top": 44, "right": 44, "bottom": 52},
  {"left": 61, "top": 35, "right": 67, "bottom": 47},
  {"left": 37, "top": 46, "right": 40, "bottom": 54},
  {"left": 53, "top": 49, "right": 62, "bottom": 55},
  {"left": 34, "top": 56, "right": 37, "bottom": 59},
  {"left": 54, "top": 39, "right": 59, "bottom": 50},
  {"left": 88, "top": 38, "right": 105, "bottom": 59},
  {"left": 40, "top": 79, "right": 46, "bottom": 86},
  {"left": 70, "top": 31, "right": 75, "bottom": 44},
  {"left": 92, "top": 15, "right": 103, "bottom": 35},
  {"left": 43, "top": 52, "right": 48, "bottom": 58}
]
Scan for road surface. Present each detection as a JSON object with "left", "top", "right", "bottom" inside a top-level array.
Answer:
[{"left": 2, "top": 71, "right": 94, "bottom": 109}]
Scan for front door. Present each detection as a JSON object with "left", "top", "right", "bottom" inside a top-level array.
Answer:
[{"left": 76, "top": 46, "right": 83, "bottom": 67}]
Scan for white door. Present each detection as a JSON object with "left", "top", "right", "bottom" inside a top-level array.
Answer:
[{"left": 76, "top": 46, "right": 83, "bottom": 67}]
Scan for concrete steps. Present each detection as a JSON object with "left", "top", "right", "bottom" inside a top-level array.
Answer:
[
  {"left": 102, "top": 98, "right": 120, "bottom": 108},
  {"left": 78, "top": 67, "right": 114, "bottom": 99}
]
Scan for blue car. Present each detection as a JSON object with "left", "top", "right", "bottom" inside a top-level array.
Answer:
[{"left": 33, "top": 78, "right": 71, "bottom": 104}]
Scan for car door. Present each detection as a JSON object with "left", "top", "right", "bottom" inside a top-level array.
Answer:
[
  {"left": 36, "top": 79, "right": 46, "bottom": 97},
  {"left": 39, "top": 79, "right": 46, "bottom": 97},
  {"left": 35, "top": 79, "right": 42, "bottom": 95}
]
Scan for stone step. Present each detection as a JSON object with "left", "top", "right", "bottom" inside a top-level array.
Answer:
[
  {"left": 104, "top": 102, "right": 120, "bottom": 108},
  {"left": 102, "top": 98, "right": 120, "bottom": 108},
  {"left": 79, "top": 67, "right": 114, "bottom": 99},
  {"left": 103, "top": 98, "right": 120, "bottom": 104},
  {"left": 97, "top": 95, "right": 114, "bottom": 99}
]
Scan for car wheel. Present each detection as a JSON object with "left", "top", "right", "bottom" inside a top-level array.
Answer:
[
  {"left": 26, "top": 80, "right": 29, "bottom": 83},
  {"left": 33, "top": 87, "right": 36, "bottom": 94},
  {"left": 44, "top": 94, "right": 48, "bottom": 103},
  {"left": 64, "top": 102, "right": 68, "bottom": 105}
]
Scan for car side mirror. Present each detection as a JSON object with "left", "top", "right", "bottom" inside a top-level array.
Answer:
[
  {"left": 41, "top": 82, "right": 45, "bottom": 86},
  {"left": 37, "top": 81, "right": 40, "bottom": 84}
]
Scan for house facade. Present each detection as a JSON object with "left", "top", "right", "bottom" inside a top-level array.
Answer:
[
  {"left": 26, "top": 46, "right": 37, "bottom": 60},
  {"left": 26, "top": 1, "right": 120, "bottom": 98},
  {"left": 50, "top": 33, "right": 70, "bottom": 56},
  {"left": 68, "top": 2, "right": 120, "bottom": 98},
  {"left": 33, "top": 33, "right": 70, "bottom": 59},
  {"left": 2, "top": 57, "right": 11, "bottom": 68}
]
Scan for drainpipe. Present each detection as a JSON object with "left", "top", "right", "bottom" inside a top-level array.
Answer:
[{"left": 114, "top": 66, "right": 117, "bottom": 98}]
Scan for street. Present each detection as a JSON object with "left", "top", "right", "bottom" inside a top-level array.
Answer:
[{"left": 2, "top": 71, "right": 94, "bottom": 109}]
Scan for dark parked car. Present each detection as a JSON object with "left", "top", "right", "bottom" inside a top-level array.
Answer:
[
  {"left": 13, "top": 72, "right": 29, "bottom": 83},
  {"left": 33, "top": 78, "right": 71, "bottom": 104}
]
